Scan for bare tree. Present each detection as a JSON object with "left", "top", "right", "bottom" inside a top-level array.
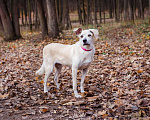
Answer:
[
  {"left": 62, "top": 0, "right": 72, "bottom": 29},
  {"left": 12, "top": 0, "right": 22, "bottom": 38},
  {"left": 77, "top": 0, "right": 83, "bottom": 24},
  {"left": 87, "top": 0, "right": 93, "bottom": 25},
  {"left": 94, "top": 0, "right": 98, "bottom": 26},
  {"left": 36, "top": 0, "right": 48, "bottom": 37},
  {"left": 82, "top": 0, "right": 86, "bottom": 25},
  {"left": 128, "top": 0, "right": 134, "bottom": 23},
  {"left": 0, "top": 17, "right": 4, "bottom": 36},
  {"left": 115, "top": 0, "right": 120, "bottom": 22},
  {"left": 108, "top": 0, "right": 113, "bottom": 19},
  {"left": 124, "top": 0, "right": 128, "bottom": 21},
  {"left": 0, "top": 0, "right": 15, "bottom": 40},
  {"left": 46, "top": 0, "right": 59, "bottom": 38},
  {"left": 149, "top": 0, "right": 150, "bottom": 23},
  {"left": 98, "top": 0, "right": 102, "bottom": 24},
  {"left": 28, "top": 0, "right": 32, "bottom": 31}
]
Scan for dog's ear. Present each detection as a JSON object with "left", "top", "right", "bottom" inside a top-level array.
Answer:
[
  {"left": 73, "top": 28, "right": 82, "bottom": 35},
  {"left": 89, "top": 29, "right": 99, "bottom": 39}
]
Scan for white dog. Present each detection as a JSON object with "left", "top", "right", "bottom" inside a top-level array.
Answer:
[{"left": 36, "top": 28, "right": 99, "bottom": 98}]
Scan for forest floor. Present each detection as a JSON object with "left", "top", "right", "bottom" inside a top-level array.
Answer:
[{"left": 0, "top": 20, "right": 150, "bottom": 120}]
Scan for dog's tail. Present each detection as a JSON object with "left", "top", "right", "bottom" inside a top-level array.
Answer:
[{"left": 36, "top": 62, "right": 45, "bottom": 75}]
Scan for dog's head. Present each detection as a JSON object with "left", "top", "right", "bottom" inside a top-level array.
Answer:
[{"left": 74, "top": 28, "right": 99, "bottom": 46}]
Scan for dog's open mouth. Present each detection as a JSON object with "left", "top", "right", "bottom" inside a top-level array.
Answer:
[{"left": 83, "top": 43, "right": 90, "bottom": 45}]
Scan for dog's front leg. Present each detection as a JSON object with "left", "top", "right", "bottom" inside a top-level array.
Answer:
[
  {"left": 72, "top": 67, "right": 82, "bottom": 98},
  {"left": 81, "top": 68, "right": 88, "bottom": 93}
]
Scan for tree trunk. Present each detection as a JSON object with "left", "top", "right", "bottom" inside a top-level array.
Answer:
[
  {"left": 108, "top": 0, "right": 113, "bottom": 18},
  {"left": 34, "top": 1, "right": 39, "bottom": 30},
  {"left": 94, "top": 0, "right": 97, "bottom": 26},
  {"left": 115, "top": 0, "right": 120, "bottom": 22},
  {"left": 28, "top": 0, "right": 32, "bottom": 31},
  {"left": 87, "top": 0, "right": 92, "bottom": 25},
  {"left": 23, "top": 0, "right": 28, "bottom": 25},
  {"left": 0, "top": 17, "right": 4, "bottom": 36},
  {"left": 62, "top": 0, "right": 72, "bottom": 30},
  {"left": 77, "top": 0, "right": 83, "bottom": 24},
  {"left": 12, "top": 0, "right": 22, "bottom": 39},
  {"left": 149, "top": 0, "right": 150, "bottom": 23},
  {"left": 139, "top": 0, "right": 144, "bottom": 20},
  {"left": 124, "top": 0, "right": 128, "bottom": 21},
  {"left": 98, "top": 0, "right": 102, "bottom": 24},
  {"left": 36, "top": 0, "right": 48, "bottom": 37},
  {"left": 55, "top": 0, "right": 59, "bottom": 23},
  {"left": 103, "top": 0, "right": 105, "bottom": 24},
  {"left": 0, "top": 0, "right": 15, "bottom": 40},
  {"left": 21, "top": 6, "right": 24, "bottom": 25},
  {"left": 82, "top": 0, "right": 86, "bottom": 25},
  {"left": 129, "top": 0, "right": 134, "bottom": 23},
  {"left": 58, "top": 0, "right": 62, "bottom": 24},
  {"left": 46, "top": 0, "right": 59, "bottom": 38}
]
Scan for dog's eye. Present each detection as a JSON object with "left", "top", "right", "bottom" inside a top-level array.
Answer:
[
  {"left": 88, "top": 34, "right": 91, "bottom": 37},
  {"left": 80, "top": 35, "right": 83, "bottom": 38}
]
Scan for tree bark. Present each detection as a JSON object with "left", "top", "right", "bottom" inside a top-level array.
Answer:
[
  {"left": 62, "top": 0, "right": 72, "bottom": 30},
  {"left": 149, "top": 0, "right": 150, "bottom": 23},
  {"left": 21, "top": 6, "right": 24, "bottom": 25},
  {"left": 98, "top": 0, "right": 102, "bottom": 24},
  {"left": 34, "top": 1, "right": 39, "bottom": 30},
  {"left": 46, "top": 0, "right": 59, "bottom": 38},
  {"left": 124, "top": 0, "right": 128, "bottom": 21},
  {"left": 23, "top": 0, "right": 28, "bottom": 25},
  {"left": 0, "top": 0, "right": 15, "bottom": 40},
  {"left": 0, "top": 17, "right": 4, "bottom": 36},
  {"left": 94, "top": 0, "right": 97, "bottom": 26},
  {"left": 82, "top": 0, "right": 86, "bottom": 25},
  {"left": 58, "top": 0, "right": 62, "bottom": 24},
  {"left": 108, "top": 0, "right": 113, "bottom": 18},
  {"left": 36, "top": 0, "right": 48, "bottom": 37},
  {"left": 103, "top": 0, "right": 105, "bottom": 24},
  {"left": 87, "top": 0, "right": 90, "bottom": 25},
  {"left": 115, "top": 0, "right": 120, "bottom": 22},
  {"left": 77, "top": 0, "right": 83, "bottom": 24},
  {"left": 139, "top": 0, "right": 144, "bottom": 20},
  {"left": 12, "top": 0, "right": 22, "bottom": 39},
  {"left": 87, "top": 0, "right": 92, "bottom": 25},
  {"left": 28, "top": 0, "right": 32, "bottom": 31},
  {"left": 129, "top": 0, "right": 134, "bottom": 23},
  {"left": 55, "top": 0, "right": 59, "bottom": 23}
]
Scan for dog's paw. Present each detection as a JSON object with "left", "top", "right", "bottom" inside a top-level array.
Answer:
[
  {"left": 56, "top": 84, "right": 60, "bottom": 89},
  {"left": 75, "top": 94, "right": 82, "bottom": 98},
  {"left": 44, "top": 88, "right": 48, "bottom": 93},
  {"left": 81, "top": 90, "right": 85, "bottom": 93}
]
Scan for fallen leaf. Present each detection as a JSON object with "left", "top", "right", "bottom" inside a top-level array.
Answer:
[
  {"left": 63, "top": 101, "right": 85, "bottom": 106},
  {"left": 87, "top": 96, "right": 99, "bottom": 102},
  {"left": 40, "top": 108, "right": 48, "bottom": 113},
  {"left": 98, "top": 110, "right": 106, "bottom": 116},
  {"left": 137, "top": 69, "right": 143, "bottom": 73},
  {"left": 0, "top": 93, "right": 9, "bottom": 99}
]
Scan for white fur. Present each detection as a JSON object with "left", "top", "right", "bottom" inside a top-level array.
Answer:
[{"left": 36, "top": 28, "right": 99, "bottom": 98}]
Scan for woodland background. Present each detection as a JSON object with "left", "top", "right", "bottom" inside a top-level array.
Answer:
[
  {"left": 0, "top": 0, "right": 150, "bottom": 119},
  {"left": 0, "top": 0, "right": 150, "bottom": 40}
]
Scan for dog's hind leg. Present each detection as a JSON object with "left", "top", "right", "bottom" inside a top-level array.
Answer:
[
  {"left": 54, "top": 63, "right": 62, "bottom": 89},
  {"left": 81, "top": 68, "right": 88, "bottom": 93},
  {"left": 44, "top": 64, "right": 54, "bottom": 93}
]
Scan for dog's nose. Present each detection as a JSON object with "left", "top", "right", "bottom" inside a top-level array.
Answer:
[{"left": 83, "top": 39, "right": 87, "bottom": 43}]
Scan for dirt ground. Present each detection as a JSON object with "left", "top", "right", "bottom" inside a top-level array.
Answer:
[{"left": 0, "top": 22, "right": 150, "bottom": 119}]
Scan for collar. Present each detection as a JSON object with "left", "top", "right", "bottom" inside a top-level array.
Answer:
[{"left": 81, "top": 46, "right": 93, "bottom": 51}]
